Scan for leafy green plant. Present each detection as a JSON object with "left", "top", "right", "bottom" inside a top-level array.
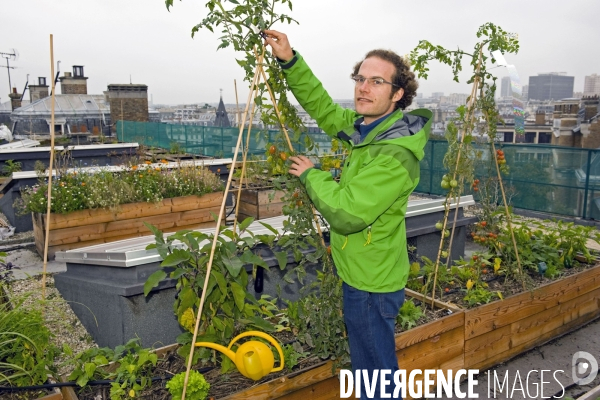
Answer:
[
  {"left": 396, "top": 299, "right": 424, "bottom": 331},
  {"left": 0, "top": 290, "right": 56, "bottom": 387},
  {"left": 282, "top": 343, "right": 309, "bottom": 371},
  {"left": 166, "top": 370, "right": 210, "bottom": 400},
  {"left": 463, "top": 287, "right": 499, "bottom": 307},
  {"left": 169, "top": 141, "right": 184, "bottom": 155},
  {"left": 109, "top": 346, "right": 158, "bottom": 399},
  {"left": 65, "top": 338, "right": 157, "bottom": 399},
  {"left": 63, "top": 344, "right": 114, "bottom": 387},
  {"left": 1, "top": 159, "right": 22, "bottom": 176},
  {"left": 409, "top": 23, "right": 524, "bottom": 297},
  {"left": 143, "top": 218, "right": 280, "bottom": 364}
]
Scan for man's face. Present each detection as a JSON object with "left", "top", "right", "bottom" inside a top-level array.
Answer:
[{"left": 354, "top": 57, "right": 404, "bottom": 124}]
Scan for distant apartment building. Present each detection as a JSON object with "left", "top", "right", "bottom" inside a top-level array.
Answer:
[
  {"left": 522, "top": 85, "right": 529, "bottom": 101},
  {"left": 500, "top": 76, "right": 512, "bottom": 97},
  {"left": 440, "top": 93, "right": 468, "bottom": 106},
  {"left": 528, "top": 73, "right": 574, "bottom": 101},
  {"left": 431, "top": 92, "right": 444, "bottom": 100},
  {"left": 583, "top": 74, "right": 600, "bottom": 97}
]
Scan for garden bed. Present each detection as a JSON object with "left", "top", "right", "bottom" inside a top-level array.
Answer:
[
  {"left": 64, "top": 290, "right": 463, "bottom": 400},
  {"left": 32, "top": 192, "right": 224, "bottom": 259},
  {"left": 463, "top": 261, "right": 600, "bottom": 370}
]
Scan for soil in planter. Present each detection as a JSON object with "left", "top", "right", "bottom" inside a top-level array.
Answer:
[
  {"left": 0, "top": 388, "right": 58, "bottom": 400},
  {"left": 432, "top": 259, "right": 599, "bottom": 308}
]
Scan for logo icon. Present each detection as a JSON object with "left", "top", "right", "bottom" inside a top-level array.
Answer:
[{"left": 572, "top": 351, "right": 598, "bottom": 385}]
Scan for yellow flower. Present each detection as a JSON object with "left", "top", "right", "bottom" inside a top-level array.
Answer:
[
  {"left": 161, "top": 159, "right": 168, "bottom": 164},
  {"left": 144, "top": 160, "right": 152, "bottom": 165},
  {"left": 155, "top": 167, "right": 160, "bottom": 171},
  {"left": 129, "top": 389, "right": 136, "bottom": 398},
  {"left": 466, "top": 279, "right": 474, "bottom": 290},
  {"left": 131, "top": 165, "right": 138, "bottom": 171},
  {"left": 81, "top": 182, "right": 86, "bottom": 186}
]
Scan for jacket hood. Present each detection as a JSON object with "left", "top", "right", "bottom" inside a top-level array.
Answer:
[{"left": 340, "top": 108, "right": 433, "bottom": 161}]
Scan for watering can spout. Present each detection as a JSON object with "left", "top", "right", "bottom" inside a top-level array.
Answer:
[
  {"left": 195, "top": 331, "right": 284, "bottom": 381},
  {"left": 194, "top": 341, "right": 236, "bottom": 364}
]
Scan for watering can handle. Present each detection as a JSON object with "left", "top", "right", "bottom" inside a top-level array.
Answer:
[{"left": 228, "top": 331, "right": 284, "bottom": 372}]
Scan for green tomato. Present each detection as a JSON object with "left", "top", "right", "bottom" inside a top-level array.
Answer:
[
  {"left": 444, "top": 230, "right": 450, "bottom": 238},
  {"left": 441, "top": 180, "right": 450, "bottom": 190},
  {"left": 450, "top": 179, "right": 458, "bottom": 188},
  {"left": 435, "top": 222, "right": 443, "bottom": 230},
  {"left": 441, "top": 251, "right": 449, "bottom": 258}
]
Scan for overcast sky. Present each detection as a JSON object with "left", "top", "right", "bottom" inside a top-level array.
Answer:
[{"left": 1, "top": 0, "right": 598, "bottom": 106}]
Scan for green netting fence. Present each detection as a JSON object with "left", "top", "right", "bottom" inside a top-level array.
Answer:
[
  {"left": 118, "top": 121, "right": 600, "bottom": 220},
  {"left": 117, "top": 120, "right": 332, "bottom": 159}
]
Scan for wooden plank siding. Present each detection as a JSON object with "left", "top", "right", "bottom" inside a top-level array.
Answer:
[
  {"left": 464, "top": 264, "right": 600, "bottom": 370},
  {"left": 32, "top": 192, "right": 224, "bottom": 259},
  {"left": 238, "top": 189, "right": 286, "bottom": 221}
]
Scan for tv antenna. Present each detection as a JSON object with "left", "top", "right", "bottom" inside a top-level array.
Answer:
[{"left": 0, "top": 49, "right": 19, "bottom": 92}]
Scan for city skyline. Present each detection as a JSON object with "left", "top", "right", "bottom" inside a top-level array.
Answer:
[{"left": 1, "top": 0, "right": 599, "bottom": 106}]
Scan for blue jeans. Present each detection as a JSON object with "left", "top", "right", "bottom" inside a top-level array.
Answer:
[{"left": 343, "top": 282, "right": 405, "bottom": 400}]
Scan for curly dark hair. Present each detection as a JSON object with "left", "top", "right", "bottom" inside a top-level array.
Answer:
[{"left": 352, "top": 49, "right": 418, "bottom": 110}]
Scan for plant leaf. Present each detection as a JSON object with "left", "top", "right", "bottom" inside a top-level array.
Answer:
[
  {"left": 274, "top": 251, "right": 288, "bottom": 270},
  {"left": 143, "top": 270, "right": 167, "bottom": 296},
  {"left": 161, "top": 249, "right": 190, "bottom": 267},
  {"left": 230, "top": 282, "right": 246, "bottom": 311}
]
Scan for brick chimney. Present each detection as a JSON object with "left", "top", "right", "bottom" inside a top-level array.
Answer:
[
  {"left": 535, "top": 111, "right": 546, "bottom": 125},
  {"left": 59, "top": 65, "right": 88, "bottom": 94},
  {"left": 582, "top": 95, "right": 600, "bottom": 121},
  {"left": 107, "top": 84, "right": 149, "bottom": 133},
  {"left": 8, "top": 87, "right": 22, "bottom": 110},
  {"left": 29, "top": 77, "right": 49, "bottom": 102}
]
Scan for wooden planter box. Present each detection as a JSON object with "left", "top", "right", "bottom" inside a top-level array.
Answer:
[
  {"left": 32, "top": 192, "right": 224, "bottom": 259},
  {"left": 464, "top": 263, "right": 600, "bottom": 370},
  {"left": 238, "top": 188, "right": 286, "bottom": 221}
]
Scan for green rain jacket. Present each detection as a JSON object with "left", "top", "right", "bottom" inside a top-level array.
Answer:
[{"left": 281, "top": 52, "right": 432, "bottom": 292}]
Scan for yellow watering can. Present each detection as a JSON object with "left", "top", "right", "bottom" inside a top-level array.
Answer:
[{"left": 195, "top": 331, "right": 284, "bottom": 381}]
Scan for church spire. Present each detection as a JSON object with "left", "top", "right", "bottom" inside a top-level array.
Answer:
[{"left": 214, "top": 89, "right": 230, "bottom": 128}]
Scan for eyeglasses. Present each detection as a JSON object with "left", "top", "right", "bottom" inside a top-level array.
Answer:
[{"left": 351, "top": 75, "right": 398, "bottom": 88}]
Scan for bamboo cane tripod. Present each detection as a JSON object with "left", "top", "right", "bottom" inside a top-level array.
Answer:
[
  {"left": 181, "top": 44, "right": 323, "bottom": 398},
  {"left": 429, "top": 49, "right": 525, "bottom": 307}
]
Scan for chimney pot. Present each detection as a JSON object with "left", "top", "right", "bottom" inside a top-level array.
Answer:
[{"left": 12, "top": 87, "right": 17, "bottom": 94}]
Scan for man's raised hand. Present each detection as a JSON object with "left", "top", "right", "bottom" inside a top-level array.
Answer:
[{"left": 263, "top": 30, "right": 294, "bottom": 62}]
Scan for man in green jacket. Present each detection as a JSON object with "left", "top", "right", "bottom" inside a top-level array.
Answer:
[{"left": 265, "top": 30, "right": 432, "bottom": 399}]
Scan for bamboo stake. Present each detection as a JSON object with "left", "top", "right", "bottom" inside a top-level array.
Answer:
[
  {"left": 233, "top": 93, "right": 258, "bottom": 232},
  {"left": 181, "top": 59, "right": 263, "bottom": 400},
  {"left": 234, "top": 79, "right": 241, "bottom": 127},
  {"left": 490, "top": 140, "right": 524, "bottom": 287},
  {"left": 253, "top": 48, "right": 294, "bottom": 152},
  {"left": 233, "top": 49, "right": 264, "bottom": 235},
  {"left": 41, "top": 34, "right": 57, "bottom": 299},
  {"left": 430, "top": 48, "right": 483, "bottom": 306}
]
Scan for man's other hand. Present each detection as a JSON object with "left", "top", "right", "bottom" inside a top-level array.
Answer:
[
  {"left": 289, "top": 155, "right": 314, "bottom": 177},
  {"left": 263, "top": 30, "right": 294, "bottom": 62}
]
